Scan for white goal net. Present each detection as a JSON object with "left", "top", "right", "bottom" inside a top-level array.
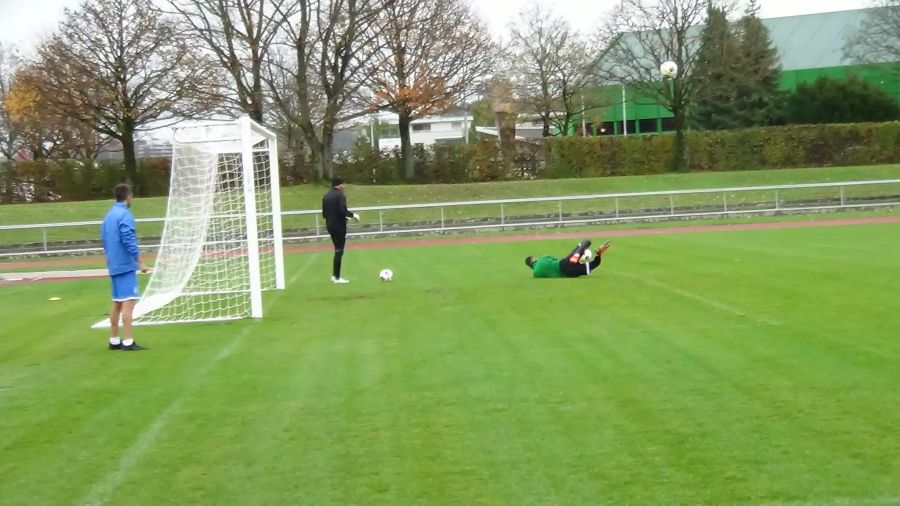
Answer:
[{"left": 93, "top": 116, "right": 285, "bottom": 328}]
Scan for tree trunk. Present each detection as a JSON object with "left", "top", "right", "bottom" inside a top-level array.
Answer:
[
  {"left": 541, "top": 117, "right": 551, "bottom": 137},
  {"left": 121, "top": 125, "right": 139, "bottom": 188},
  {"left": 319, "top": 133, "right": 334, "bottom": 180},
  {"left": 398, "top": 111, "right": 414, "bottom": 180},
  {"left": 671, "top": 107, "right": 689, "bottom": 172},
  {"left": 250, "top": 78, "right": 264, "bottom": 123}
]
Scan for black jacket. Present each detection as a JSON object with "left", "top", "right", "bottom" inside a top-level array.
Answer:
[{"left": 322, "top": 187, "right": 353, "bottom": 228}]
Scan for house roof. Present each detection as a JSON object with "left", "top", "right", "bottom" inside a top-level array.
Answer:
[{"left": 763, "top": 9, "right": 877, "bottom": 70}]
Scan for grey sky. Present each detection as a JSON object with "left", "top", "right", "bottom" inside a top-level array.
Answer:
[{"left": 0, "top": 0, "right": 870, "bottom": 48}]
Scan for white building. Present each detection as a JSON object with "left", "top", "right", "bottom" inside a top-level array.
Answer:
[
  {"left": 377, "top": 114, "right": 473, "bottom": 150},
  {"left": 96, "top": 137, "right": 172, "bottom": 161}
]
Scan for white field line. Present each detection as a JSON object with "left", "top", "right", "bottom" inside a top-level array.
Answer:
[
  {"left": 608, "top": 269, "right": 780, "bottom": 326},
  {"left": 746, "top": 496, "right": 900, "bottom": 506},
  {"left": 78, "top": 254, "right": 316, "bottom": 506}
]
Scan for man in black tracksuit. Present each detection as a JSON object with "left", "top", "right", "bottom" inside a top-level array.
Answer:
[{"left": 322, "top": 177, "right": 359, "bottom": 284}]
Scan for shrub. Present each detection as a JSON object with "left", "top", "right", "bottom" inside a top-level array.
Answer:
[{"left": 547, "top": 122, "right": 900, "bottom": 176}]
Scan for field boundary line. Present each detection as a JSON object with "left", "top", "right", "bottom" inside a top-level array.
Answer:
[{"left": 77, "top": 255, "right": 315, "bottom": 506}]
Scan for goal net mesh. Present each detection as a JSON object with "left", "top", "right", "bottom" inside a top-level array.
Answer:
[{"left": 92, "top": 119, "right": 280, "bottom": 327}]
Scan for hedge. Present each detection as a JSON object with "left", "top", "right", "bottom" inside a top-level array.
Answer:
[
  {"left": 1, "top": 122, "right": 897, "bottom": 203},
  {"left": 545, "top": 121, "right": 900, "bottom": 178},
  {"left": 329, "top": 141, "right": 543, "bottom": 184},
  {"left": 0, "top": 158, "right": 171, "bottom": 203}
]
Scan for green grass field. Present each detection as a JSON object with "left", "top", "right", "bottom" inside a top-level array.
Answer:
[
  {"left": 1, "top": 164, "right": 899, "bottom": 248},
  {"left": 1, "top": 220, "right": 899, "bottom": 505}
]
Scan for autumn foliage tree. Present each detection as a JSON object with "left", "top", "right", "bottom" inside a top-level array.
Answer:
[
  {"left": 0, "top": 42, "right": 22, "bottom": 160},
  {"left": 31, "top": 0, "right": 220, "bottom": 185},
  {"left": 5, "top": 66, "right": 105, "bottom": 160},
  {"left": 370, "top": 0, "right": 493, "bottom": 179}
]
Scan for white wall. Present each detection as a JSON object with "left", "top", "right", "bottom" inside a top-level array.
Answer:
[{"left": 379, "top": 116, "right": 470, "bottom": 150}]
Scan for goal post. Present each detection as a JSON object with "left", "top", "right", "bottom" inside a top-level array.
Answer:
[
  {"left": 92, "top": 116, "right": 285, "bottom": 328},
  {"left": 240, "top": 116, "right": 264, "bottom": 319}
]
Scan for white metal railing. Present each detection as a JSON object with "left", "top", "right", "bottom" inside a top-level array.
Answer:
[{"left": 1, "top": 178, "right": 898, "bottom": 258}]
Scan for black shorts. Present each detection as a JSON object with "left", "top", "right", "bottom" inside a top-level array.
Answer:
[
  {"left": 558, "top": 255, "right": 602, "bottom": 278},
  {"left": 328, "top": 226, "right": 347, "bottom": 251}
]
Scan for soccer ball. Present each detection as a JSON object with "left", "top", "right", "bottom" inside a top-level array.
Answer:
[
  {"left": 579, "top": 248, "right": 594, "bottom": 264},
  {"left": 379, "top": 269, "right": 394, "bottom": 282},
  {"left": 660, "top": 60, "right": 678, "bottom": 79}
]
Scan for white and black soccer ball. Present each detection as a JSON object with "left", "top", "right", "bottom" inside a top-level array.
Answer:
[
  {"left": 379, "top": 269, "right": 394, "bottom": 282},
  {"left": 579, "top": 248, "right": 595, "bottom": 264},
  {"left": 660, "top": 60, "right": 678, "bottom": 79}
]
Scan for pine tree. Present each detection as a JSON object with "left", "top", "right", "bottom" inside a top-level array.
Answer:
[
  {"left": 733, "top": 0, "right": 783, "bottom": 127},
  {"left": 690, "top": 5, "right": 742, "bottom": 130}
]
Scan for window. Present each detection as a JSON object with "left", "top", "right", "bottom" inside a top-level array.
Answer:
[
  {"left": 451, "top": 121, "right": 463, "bottom": 130},
  {"left": 599, "top": 122, "right": 616, "bottom": 136},
  {"left": 625, "top": 120, "right": 637, "bottom": 135},
  {"left": 412, "top": 123, "right": 431, "bottom": 132},
  {"left": 660, "top": 117, "right": 677, "bottom": 132},
  {"left": 638, "top": 119, "right": 658, "bottom": 134}
]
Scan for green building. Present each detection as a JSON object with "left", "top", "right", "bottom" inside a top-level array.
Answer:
[{"left": 579, "top": 8, "right": 900, "bottom": 136}]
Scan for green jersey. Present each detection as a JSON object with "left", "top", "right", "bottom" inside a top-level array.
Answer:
[{"left": 532, "top": 256, "right": 563, "bottom": 278}]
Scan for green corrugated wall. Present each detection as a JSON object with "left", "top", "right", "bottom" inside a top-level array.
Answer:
[{"left": 573, "top": 62, "right": 899, "bottom": 135}]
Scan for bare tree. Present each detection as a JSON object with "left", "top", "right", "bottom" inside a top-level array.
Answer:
[
  {"left": 31, "top": 0, "right": 221, "bottom": 184},
  {"left": 844, "top": 0, "right": 900, "bottom": 68},
  {"left": 269, "top": 0, "right": 387, "bottom": 179},
  {"left": 162, "top": 0, "right": 296, "bottom": 121},
  {"left": 508, "top": 3, "right": 594, "bottom": 138},
  {"left": 599, "top": 0, "right": 712, "bottom": 171},
  {"left": 369, "top": 0, "right": 494, "bottom": 179},
  {"left": 0, "top": 42, "right": 23, "bottom": 160}
]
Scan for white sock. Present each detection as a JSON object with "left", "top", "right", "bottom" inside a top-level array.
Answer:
[
  {"left": 123, "top": 338, "right": 134, "bottom": 346},
  {"left": 109, "top": 337, "right": 121, "bottom": 345}
]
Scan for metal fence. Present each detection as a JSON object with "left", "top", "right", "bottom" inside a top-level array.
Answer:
[{"left": 2, "top": 178, "right": 899, "bottom": 258}]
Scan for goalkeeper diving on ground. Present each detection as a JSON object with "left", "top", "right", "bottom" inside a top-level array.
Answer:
[{"left": 525, "top": 240, "right": 611, "bottom": 278}]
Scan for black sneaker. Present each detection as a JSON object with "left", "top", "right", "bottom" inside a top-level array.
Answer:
[
  {"left": 108, "top": 342, "right": 122, "bottom": 350},
  {"left": 121, "top": 342, "right": 146, "bottom": 351}
]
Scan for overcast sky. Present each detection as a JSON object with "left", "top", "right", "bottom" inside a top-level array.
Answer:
[{"left": 0, "top": 0, "right": 871, "bottom": 49}]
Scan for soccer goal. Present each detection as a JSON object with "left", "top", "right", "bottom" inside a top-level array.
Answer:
[{"left": 92, "top": 116, "right": 285, "bottom": 328}]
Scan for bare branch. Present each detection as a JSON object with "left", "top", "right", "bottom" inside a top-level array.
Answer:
[
  {"left": 266, "top": 0, "right": 392, "bottom": 178},
  {"left": 507, "top": 3, "right": 594, "bottom": 137},
  {"left": 160, "top": 0, "right": 297, "bottom": 121},
  {"left": 30, "top": 0, "right": 222, "bottom": 181},
  {"left": 597, "top": 0, "right": 714, "bottom": 170},
  {"left": 844, "top": 0, "right": 900, "bottom": 67}
]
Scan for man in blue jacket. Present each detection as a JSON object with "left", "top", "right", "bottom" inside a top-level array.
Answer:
[{"left": 101, "top": 184, "right": 148, "bottom": 351}]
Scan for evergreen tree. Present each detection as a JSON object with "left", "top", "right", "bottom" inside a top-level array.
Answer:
[
  {"left": 785, "top": 76, "right": 900, "bottom": 124},
  {"left": 733, "top": 0, "right": 783, "bottom": 127},
  {"left": 690, "top": 5, "right": 741, "bottom": 130}
]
